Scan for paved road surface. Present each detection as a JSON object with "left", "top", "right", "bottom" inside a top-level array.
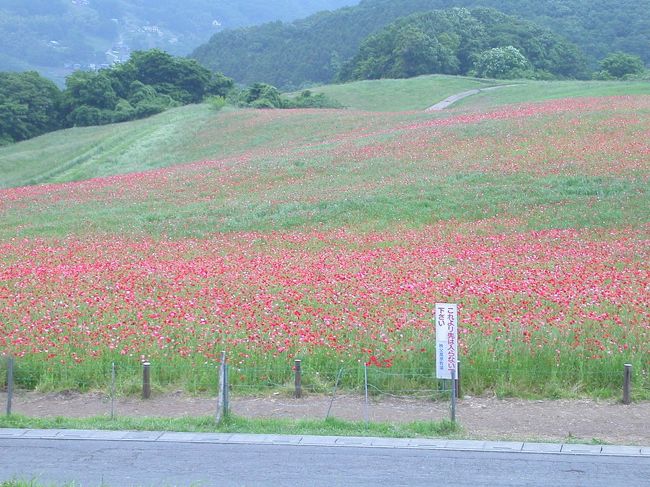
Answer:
[
  {"left": 426, "top": 85, "right": 518, "bottom": 111},
  {"left": 1, "top": 430, "right": 648, "bottom": 486}
]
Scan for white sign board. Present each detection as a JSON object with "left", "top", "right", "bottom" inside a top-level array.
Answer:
[{"left": 435, "top": 303, "right": 458, "bottom": 379}]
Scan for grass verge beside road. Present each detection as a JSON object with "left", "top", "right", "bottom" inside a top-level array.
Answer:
[{"left": 0, "top": 414, "right": 460, "bottom": 439}]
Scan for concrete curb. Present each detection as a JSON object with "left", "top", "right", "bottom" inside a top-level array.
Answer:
[{"left": 1, "top": 428, "right": 648, "bottom": 457}]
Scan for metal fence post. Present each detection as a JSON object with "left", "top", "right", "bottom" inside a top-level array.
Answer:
[
  {"left": 224, "top": 361, "right": 229, "bottom": 416},
  {"left": 6, "top": 356, "right": 14, "bottom": 416},
  {"left": 450, "top": 369, "right": 457, "bottom": 422},
  {"left": 364, "top": 363, "right": 369, "bottom": 426},
  {"left": 623, "top": 364, "right": 632, "bottom": 405},
  {"left": 294, "top": 359, "right": 302, "bottom": 399},
  {"left": 110, "top": 362, "right": 116, "bottom": 420}
]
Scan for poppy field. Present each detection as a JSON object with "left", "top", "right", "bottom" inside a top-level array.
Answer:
[{"left": 1, "top": 93, "right": 648, "bottom": 397}]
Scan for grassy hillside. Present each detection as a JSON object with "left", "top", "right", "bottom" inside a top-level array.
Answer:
[
  {"left": 451, "top": 80, "right": 650, "bottom": 110},
  {"left": 310, "top": 77, "right": 650, "bottom": 111},
  {"left": 0, "top": 106, "right": 411, "bottom": 190},
  {"left": 1, "top": 75, "right": 486, "bottom": 188},
  {"left": 305, "top": 75, "right": 503, "bottom": 111},
  {"left": 3, "top": 77, "right": 649, "bottom": 190},
  {"left": 2, "top": 94, "right": 648, "bottom": 240},
  {"left": 1, "top": 78, "right": 648, "bottom": 398}
]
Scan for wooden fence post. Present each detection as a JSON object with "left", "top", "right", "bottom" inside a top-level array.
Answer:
[
  {"left": 294, "top": 359, "right": 302, "bottom": 399},
  {"left": 142, "top": 361, "right": 151, "bottom": 399},
  {"left": 623, "top": 364, "right": 632, "bottom": 405},
  {"left": 216, "top": 351, "right": 227, "bottom": 423},
  {"left": 6, "top": 356, "right": 14, "bottom": 416}
]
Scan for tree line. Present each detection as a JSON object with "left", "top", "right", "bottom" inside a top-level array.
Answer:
[
  {"left": 192, "top": 0, "right": 649, "bottom": 89},
  {"left": 0, "top": 49, "right": 343, "bottom": 146},
  {"left": 338, "top": 8, "right": 588, "bottom": 81},
  {"left": 0, "top": 50, "right": 233, "bottom": 145}
]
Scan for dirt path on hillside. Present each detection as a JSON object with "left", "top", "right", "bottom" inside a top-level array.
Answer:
[
  {"left": 2, "top": 390, "right": 648, "bottom": 445},
  {"left": 426, "top": 84, "right": 519, "bottom": 111}
]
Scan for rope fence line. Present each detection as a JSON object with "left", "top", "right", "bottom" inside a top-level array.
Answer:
[{"left": 2, "top": 355, "right": 648, "bottom": 422}]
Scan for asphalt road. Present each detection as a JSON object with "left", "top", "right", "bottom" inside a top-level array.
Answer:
[{"left": 1, "top": 435, "right": 649, "bottom": 487}]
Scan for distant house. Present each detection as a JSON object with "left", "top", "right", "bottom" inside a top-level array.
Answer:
[{"left": 142, "top": 25, "right": 162, "bottom": 35}]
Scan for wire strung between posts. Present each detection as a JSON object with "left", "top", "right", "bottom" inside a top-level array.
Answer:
[{"left": 326, "top": 368, "right": 345, "bottom": 419}]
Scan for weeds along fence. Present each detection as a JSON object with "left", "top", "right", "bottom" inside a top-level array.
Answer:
[
  {"left": 0, "top": 356, "right": 460, "bottom": 423},
  {"left": 0, "top": 357, "right": 457, "bottom": 399},
  {"left": 0, "top": 354, "right": 648, "bottom": 398},
  {"left": 1, "top": 354, "right": 648, "bottom": 420}
]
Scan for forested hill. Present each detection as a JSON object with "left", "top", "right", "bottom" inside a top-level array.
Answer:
[
  {"left": 191, "top": 0, "right": 649, "bottom": 88},
  {"left": 0, "top": 0, "right": 358, "bottom": 84},
  {"left": 339, "top": 9, "right": 587, "bottom": 81}
]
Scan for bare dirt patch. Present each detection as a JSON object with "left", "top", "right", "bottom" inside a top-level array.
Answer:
[{"left": 2, "top": 390, "right": 648, "bottom": 445}]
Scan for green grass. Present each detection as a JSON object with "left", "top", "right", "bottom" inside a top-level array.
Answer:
[
  {"left": 0, "top": 105, "right": 266, "bottom": 189},
  {"left": 309, "top": 76, "right": 650, "bottom": 112},
  {"left": 1, "top": 160, "right": 645, "bottom": 240},
  {"left": 3, "top": 94, "right": 648, "bottom": 240},
  {"left": 0, "top": 414, "right": 460, "bottom": 438},
  {"left": 1, "top": 482, "right": 76, "bottom": 487},
  {"left": 2, "top": 77, "right": 648, "bottom": 191},
  {"left": 0, "top": 105, "right": 207, "bottom": 190},
  {"left": 307, "top": 75, "right": 504, "bottom": 111},
  {"left": 0, "top": 104, "right": 416, "bottom": 189},
  {"left": 0, "top": 104, "right": 377, "bottom": 189},
  {"left": 452, "top": 79, "right": 650, "bottom": 110},
  {"left": 5, "top": 332, "right": 648, "bottom": 400}
]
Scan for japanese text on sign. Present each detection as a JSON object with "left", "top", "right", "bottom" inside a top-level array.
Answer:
[{"left": 435, "top": 303, "right": 458, "bottom": 379}]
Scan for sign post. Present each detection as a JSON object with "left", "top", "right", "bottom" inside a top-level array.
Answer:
[{"left": 435, "top": 303, "right": 458, "bottom": 420}]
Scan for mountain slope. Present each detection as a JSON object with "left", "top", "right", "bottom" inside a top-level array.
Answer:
[
  {"left": 0, "top": 0, "right": 358, "bottom": 85},
  {"left": 191, "top": 0, "right": 649, "bottom": 88},
  {"left": 338, "top": 8, "right": 587, "bottom": 81}
]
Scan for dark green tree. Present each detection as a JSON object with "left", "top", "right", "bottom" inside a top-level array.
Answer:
[
  {"left": 390, "top": 25, "right": 458, "bottom": 78},
  {"left": 339, "top": 8, "right": 585, "bottom": 81},
  {"left": 126, "top": 49, "right": 232, "bottom": 104},
  {"left": 2, "top": 48, "right": 234, "bottom": 140},
  {"left": 192, "top": 0, "right": 643, "bottom": 88},
  {"left": 58, "top": 49, "right": 234, "bottom": 128},
  {"left": 240, "top": 83, "right": 285, "bottom": 108},
  {"left": 63, "top": 71, "right": 119, "bottom": 110},
  {"left": 472, "top": 46, "right": 530, "bottom": 79},
  {"left": 0, "top": 71, "right": 63, "bottom": 145},
  {"left": 598, "top": 52, "right": 645, "bottom": 79}
]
